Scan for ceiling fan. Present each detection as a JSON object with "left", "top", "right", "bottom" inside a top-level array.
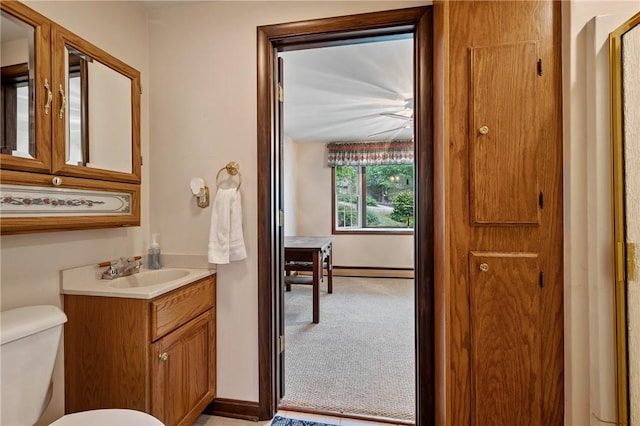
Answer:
[{"left": 368, "top": 97, "right": 414, "bottom": 138}]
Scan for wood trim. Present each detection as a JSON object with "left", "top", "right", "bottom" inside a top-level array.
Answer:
[
  {"left": 204, "top": 398, "right": 261, "bottom": 421},
  {"left": 256, "top": 24, "right": 275, "bottom": 423},
  {"left": 257, "top": 6, "right": 434, "bottom": 424},
  {"left": 414, "top": 8, "right": 435, "bottom": 425},
  {"left": 432, "top": 2, "right": 450, "bottom": 425}
]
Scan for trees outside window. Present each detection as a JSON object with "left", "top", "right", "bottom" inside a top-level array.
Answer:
[{"left": 334, "top": 164, "right": 414, "bottom": 232}]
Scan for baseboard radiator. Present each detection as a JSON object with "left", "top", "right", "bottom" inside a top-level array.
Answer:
[{"left": 298, "top": 266, "right": 414, "bottom": 279}]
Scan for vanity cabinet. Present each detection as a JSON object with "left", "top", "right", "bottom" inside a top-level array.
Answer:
[
  {"left": 0, "top": 1, "right": 141, "bottom": 234},
  {"left": 63, "top": 275, "right": 216, "bottom": 426}
]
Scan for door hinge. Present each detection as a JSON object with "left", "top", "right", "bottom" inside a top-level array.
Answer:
[
  {"left": 537, "top": 59, "right": 543, "bottom": 76},
  {"left": 627, "top": 242, "right": 636, "bottom": 282},
  {"left": 278, "top": 209, "right": 284, "bottom": 227},
  {"left": 279, "top": 335, "right": 285, "bottom": 353},
  {"left": 539, "top": 270, "right": 545, "bottom": 289},
  {"left": 539, "top": 192, "right": 544, "bottom": 209},
  {"left": 278, "top": 83, "right": 284, "bottom": 102},
  {"left": 141, "top": 156, "right": 144, "bottom": 166}
]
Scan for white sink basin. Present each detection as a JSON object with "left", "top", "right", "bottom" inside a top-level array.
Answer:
[
  {"left": 61, "top": 266, "right": 213, "bottom": 299},
  {"left": 107, "top": 269, "right": 191, "bottom": 288}
]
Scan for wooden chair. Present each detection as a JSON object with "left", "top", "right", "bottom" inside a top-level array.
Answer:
[{"left": 284, "top": 248, "right": 332, "bottom": 294}]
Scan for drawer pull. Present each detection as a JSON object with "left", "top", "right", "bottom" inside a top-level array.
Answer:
[
  {"left": 479, "top": 263, "right": 489, "bottom": 272},
  {"left": 159, "top": 352, "right": 168, "bottom": 362}
]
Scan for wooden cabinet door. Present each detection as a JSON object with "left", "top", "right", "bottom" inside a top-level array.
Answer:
[
  {"left": 469, "top": 41, "right": 541, "bottom": 225},
  {"left": 0, "top": 1, "right": 52, "bottom": 174},
  {"left": 469, "top": 252, "right": 541, "bottom": 426},
  {"left": 151, "top": 310, "right": 216, "bottom": 426}
]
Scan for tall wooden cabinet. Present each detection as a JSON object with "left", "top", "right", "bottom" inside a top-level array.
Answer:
[
  {"left": 436, "top": 1, "right": 563, "bottom": 425},
  {"left": 64, "top": 275, "right": 217, "bottom": 426}
]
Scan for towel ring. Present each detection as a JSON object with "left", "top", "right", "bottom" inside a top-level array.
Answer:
[{"left": 216, "top": 161, "right": 242, "bottom": 191}]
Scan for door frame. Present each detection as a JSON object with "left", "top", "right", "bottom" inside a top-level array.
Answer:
[{"left": 256, "top": 6, "right": 435, "bottom": 424}]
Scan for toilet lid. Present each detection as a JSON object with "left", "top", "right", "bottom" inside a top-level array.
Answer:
[{"left": 48, "top": 409, "right": 164, "bottom": 426}]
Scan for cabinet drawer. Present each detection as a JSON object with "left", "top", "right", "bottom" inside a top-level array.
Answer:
[{"left": 151, "top": 276, "right": 215, "bottom": 341}]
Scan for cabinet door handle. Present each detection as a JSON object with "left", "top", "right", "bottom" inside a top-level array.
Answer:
[
  {"left": 58, "top": 84, "right": 66, "bottom": 119},
  {"left": 44, "top": 79, "right": 52, "bottom": 115},
  {"left": 159, "top": 352, "right": 168, "bottom": 362}
]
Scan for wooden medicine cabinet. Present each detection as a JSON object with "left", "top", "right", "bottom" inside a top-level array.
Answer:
[{"left": 0, "top": 1, "right": 141, "bottom": 234}]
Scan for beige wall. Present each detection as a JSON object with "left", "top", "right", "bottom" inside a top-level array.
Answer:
[
  {"left": 1, "top": 1, "right": 150, "bottom": 424},
  {"left": 289, "top": 142, "right": 414, "bottom": 268},
  {"left": 562, "top": 1, "right": 640, "bottom": 425},
  {"left": 0, "top": 38, "right": 29, "bottom": 66}
]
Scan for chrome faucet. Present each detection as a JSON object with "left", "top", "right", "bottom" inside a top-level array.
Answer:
[{"left": 101, "top": 257, "right": 143, "bottom": 280}]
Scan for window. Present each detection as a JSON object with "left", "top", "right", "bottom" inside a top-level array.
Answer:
[{"left": 334, "top": 164, "right": 414, "bottom": 232}]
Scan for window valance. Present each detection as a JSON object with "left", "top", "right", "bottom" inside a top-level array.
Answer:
[{"left": 327, "top": 140, "right": 414, "bottom": 166}]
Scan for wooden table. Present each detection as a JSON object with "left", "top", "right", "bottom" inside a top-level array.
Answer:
[{"left": 284, "top": 236, "right": 333, "bottom": 323}]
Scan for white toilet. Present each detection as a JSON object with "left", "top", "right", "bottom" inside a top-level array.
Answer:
[{"left": 0, "top": 305, "right": 164, "bottom": 426}]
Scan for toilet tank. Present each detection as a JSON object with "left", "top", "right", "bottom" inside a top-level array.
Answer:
[{"left": 0, "top": 305, "right": 68, "bottom": 426}]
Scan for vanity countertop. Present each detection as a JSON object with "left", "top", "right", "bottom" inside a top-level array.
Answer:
[{"left": 61, "top": 263, "right": 214, "bottom": 299}]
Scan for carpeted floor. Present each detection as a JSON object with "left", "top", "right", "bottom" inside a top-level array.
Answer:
[{"left": 280, "top": 276, "right": 415, "bottom": 422}]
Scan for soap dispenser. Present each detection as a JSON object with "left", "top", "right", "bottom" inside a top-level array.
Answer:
[{"left": 148, "top": 234, "right": 162, "bottom": 270}]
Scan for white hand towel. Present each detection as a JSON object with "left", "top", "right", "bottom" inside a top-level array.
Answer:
[{"left": 208, "top": 188, "right": 247, "bottom": 264}]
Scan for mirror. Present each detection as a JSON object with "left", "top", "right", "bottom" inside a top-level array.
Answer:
[
  {"left": 52, "top": 25, "right": 140, "bottom": 182},
  {"left": 0, "top": 9, "right": 35, "bottom": 159},
  {"left": 611, "top": 10, "right": 640, "bottom": 426},
  {"left": 64, "top": 45, "right": 132, "bottom": 173}
]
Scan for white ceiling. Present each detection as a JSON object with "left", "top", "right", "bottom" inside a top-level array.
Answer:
[{"left": 279, "top": 37, "right": 414, "bottom": 144}]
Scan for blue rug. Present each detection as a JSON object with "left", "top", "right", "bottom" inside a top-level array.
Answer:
[{"left": 271, "top": 416, "right": 338, "bottom": 426}]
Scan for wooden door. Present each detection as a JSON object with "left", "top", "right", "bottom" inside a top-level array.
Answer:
[
  {"left": 469, "top": 252, "right": 541, "bottom": 425},
  {"left": 152, "top": 311, "right": 215, "bottom": 426}
]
